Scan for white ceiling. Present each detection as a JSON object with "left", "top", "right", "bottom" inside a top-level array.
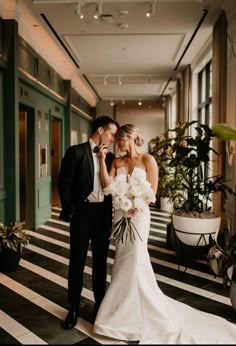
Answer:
[{"left": 1, "top": 0, "right": 226, "bottom": 107}]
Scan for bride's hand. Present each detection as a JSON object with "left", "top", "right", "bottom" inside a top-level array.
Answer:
[
  {"left": 98, "top": 143, "right": 109, "bottom": 160},
  {"left": 126, "top": 208, "right": 138, "bottom": 218}
]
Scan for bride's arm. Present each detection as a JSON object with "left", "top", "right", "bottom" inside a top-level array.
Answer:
[
  {"left": 99, "top": 145, "right": 116, "bottom": 188},
  {"left": 144, "top": 154, "right": 159, "bottom": 194}
]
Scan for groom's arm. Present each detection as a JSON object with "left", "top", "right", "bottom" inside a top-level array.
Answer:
[{"left": 58, "top": 146, "right": 78, "bottom": 220}]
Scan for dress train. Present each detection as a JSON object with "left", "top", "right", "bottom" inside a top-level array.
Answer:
[{"left": 93, "top": 167, "right": 236, "bottom": 344}]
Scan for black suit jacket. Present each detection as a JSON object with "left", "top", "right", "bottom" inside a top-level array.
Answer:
[{"left": 58, "top": 141, "right": 114, "bottom": 221}]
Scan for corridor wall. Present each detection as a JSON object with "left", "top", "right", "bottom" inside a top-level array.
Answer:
[{"left": 0, "top": 18, "right": 94, "bottom": 228}]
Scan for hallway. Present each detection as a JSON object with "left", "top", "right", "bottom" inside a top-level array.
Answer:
[{"left": 0, "top": 206, "right": 235, "bottom": 344}]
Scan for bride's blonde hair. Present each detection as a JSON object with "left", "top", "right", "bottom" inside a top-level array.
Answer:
[{"left": 117, "top": 124, "right": 144, "bottom": 147}]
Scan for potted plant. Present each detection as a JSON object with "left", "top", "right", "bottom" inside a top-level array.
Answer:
[
  {"left": 0, "top": 221, "right": 30, "bottom": 273},
  {"left": 207, "top": 229, "right": 236, "bottom": 310},
  {"left": 151, "top": 121, "right": 236, "bottom": 256},
  {"left": 157, "top": 174, "right": 175, "bottom": 212},
  {"left": 149, "top": 135, "right": 181, "bottom": 212}
]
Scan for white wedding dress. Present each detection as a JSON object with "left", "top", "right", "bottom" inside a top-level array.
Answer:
[{"left": 93, "top": 167, "right": 236, "bottom": 344}]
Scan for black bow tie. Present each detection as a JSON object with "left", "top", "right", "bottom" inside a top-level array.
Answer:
[{"left": 93, "top": 146, "right": 99, "bottom": 153}]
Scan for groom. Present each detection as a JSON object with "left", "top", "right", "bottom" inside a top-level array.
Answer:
[{"left": 58, "top": 115, "right": 119, "bottom": 329}]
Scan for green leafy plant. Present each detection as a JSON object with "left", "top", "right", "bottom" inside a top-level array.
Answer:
[
  {"left": 157, "top": 173, "right": 178, "bottom": 199},
  {"left": 149, "top": 135, "right": 181, "bottom": 200},
  {"left": 151, "top": 121, "right": 236, "bottom": 214},
  {"left": 208, "top": 231, "right": 236, "bottom": 286},
  {"left": 0, "top": 221, "right": 30, "bottom": 252}
]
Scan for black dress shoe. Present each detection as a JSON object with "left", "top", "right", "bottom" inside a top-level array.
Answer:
[{"left": 63, "top": 307, "right": 79, "bottom": 329}]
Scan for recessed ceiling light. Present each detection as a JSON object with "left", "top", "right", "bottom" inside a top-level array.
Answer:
[{"left": 118, "top": 9, "right": 129, "bottom": 16}]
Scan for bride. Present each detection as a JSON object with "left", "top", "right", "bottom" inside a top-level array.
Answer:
[{"left": 93, "top": 123, "right": 236, "bottom": 344}]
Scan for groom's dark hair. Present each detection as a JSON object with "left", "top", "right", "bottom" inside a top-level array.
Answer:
[{"left": 92, "top": 116, "right": 119, "bottom": 133}]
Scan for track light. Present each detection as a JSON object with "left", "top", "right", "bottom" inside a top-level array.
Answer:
[
  {"left": 118, "top": 76, "right": 122, "bottom": 85},
  {"left": 146, "top": 1, "right": 155, "bottom": 18},
  {"left": 138, "top": 99, "right": 142, "bottom": 106},
  {"left": 75, "top": 1, "right": 84, "bottom": 19},
  {"left": 94, "top": 2, "right": 103, "bottom": 19},
  {"left": 110, "top": 99, "right": 114, "bottom": 106}
]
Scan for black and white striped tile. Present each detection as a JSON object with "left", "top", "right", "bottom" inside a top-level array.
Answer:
[{"left": 0, "top": 205, "right": 235, "bottom": 345}]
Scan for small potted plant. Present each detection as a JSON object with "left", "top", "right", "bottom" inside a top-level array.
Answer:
[
  {"left": 0, "top": 221, "right": 30, "bottom": 273},
  {"left": 149, "top": 134, "right": 181, "bottom": 212}
]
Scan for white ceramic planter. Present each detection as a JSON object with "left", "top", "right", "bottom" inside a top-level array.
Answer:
[
  {"left": 172, "top": 214, "right": 221, "bottom": 246},
  {"left": 160, "top": 197, "right": 173, "bottom": 213}
]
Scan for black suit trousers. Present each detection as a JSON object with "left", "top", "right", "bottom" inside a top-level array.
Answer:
[{"left": 67, "top": 201, "right": 111, "bottom": 308}]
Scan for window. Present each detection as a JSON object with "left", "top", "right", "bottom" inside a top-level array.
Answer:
[
  {"left": 197, "top": 60, "right": 212, "bottom": 179},
  {"left": 197, "top": 60, "right": 212, "bottom": 126}
]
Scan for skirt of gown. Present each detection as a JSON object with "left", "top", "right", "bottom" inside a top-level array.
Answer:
[{"left": 93, "top": 205, "right": 236, "bottom": 344}]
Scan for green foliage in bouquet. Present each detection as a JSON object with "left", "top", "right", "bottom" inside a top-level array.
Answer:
[{"left": 110, "top": 216, "right": 142, "bottom": 244}]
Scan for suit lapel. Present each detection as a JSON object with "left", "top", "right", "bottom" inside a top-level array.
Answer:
[{"left": 85, "top": 141, "right": 94, "bottom": 181}]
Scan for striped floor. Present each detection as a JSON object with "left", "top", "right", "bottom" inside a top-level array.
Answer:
[{"left": 0, "top": 205, "right": 235, "bottom": 344}]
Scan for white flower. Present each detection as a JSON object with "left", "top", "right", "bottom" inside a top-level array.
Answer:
[
  {"left": 133, "top": 197, "right": 146, "bottom": 211},
  {"left": 116, "top": 181, "right": 130, "bottom": 196},
  {"left": 120, "top": 197, "right": 133, "bottom": 211},
  {"left": 130, "top": 184, "right": 143, "bottom": 197},
  {"left": 113, "top": 195, "right": 130, "bottom": 210}
]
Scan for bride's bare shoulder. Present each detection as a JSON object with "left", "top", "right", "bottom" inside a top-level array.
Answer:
[
  {"left": 142, "top": 152, "right": 154, "bottom": 161},
  {"left": 142, "top": 153, "right": 158, "bottom": 167}
]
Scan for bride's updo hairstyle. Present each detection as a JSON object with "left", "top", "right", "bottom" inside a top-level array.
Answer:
[{"left": 117, "top": 124, "right": 144, "bottom": 147}]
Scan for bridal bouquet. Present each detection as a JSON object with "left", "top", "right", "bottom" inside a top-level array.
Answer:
[{"left": 103, "top": 173, "right": 156, "bottom": 244}]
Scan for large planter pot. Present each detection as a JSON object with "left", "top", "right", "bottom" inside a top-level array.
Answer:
[
  {"left": 0, "top": 246, "right": 21, "bottom": 273},
  {"left": 172, "top": 214, "right": 221, "bottom": 246},
  {"left": 172, "top": 214, "right": 221, "bottom": 262},
  {"left": 160, "top": 197, "right": 173, "bottom": 213}
]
